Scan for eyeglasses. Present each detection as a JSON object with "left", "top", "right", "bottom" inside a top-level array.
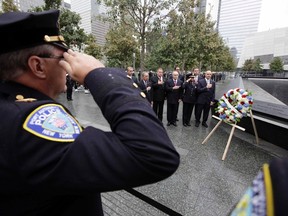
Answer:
[{"left": 37, "top": 54, "right": 64, "bottom": 60}]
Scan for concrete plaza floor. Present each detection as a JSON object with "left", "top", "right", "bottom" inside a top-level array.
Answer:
[{"left": 56, "top": 77, "right": 288, "bottom": 216}]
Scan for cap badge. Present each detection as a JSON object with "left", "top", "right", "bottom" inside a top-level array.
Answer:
[{"left": 44, "top": 35, "right": 65, "bottom": 42}]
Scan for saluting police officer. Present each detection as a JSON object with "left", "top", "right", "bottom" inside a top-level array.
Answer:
[
  {"left": 0, "top": 10, "right": 179, "bottom": 216},
  {"left": 182, "top": 73, "right": 198, "bottom": 127}
]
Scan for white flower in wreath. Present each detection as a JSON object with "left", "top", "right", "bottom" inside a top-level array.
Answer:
[
  {"left": 229, "top": 115, "right": 235, "bottom": 121},
  {"left": 218, "top": 107, "right": 224, "bottom": 113}
]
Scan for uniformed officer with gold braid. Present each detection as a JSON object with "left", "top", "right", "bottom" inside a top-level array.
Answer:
[{"left": 0, "top": 10, "right": 179, "bottom": 215}]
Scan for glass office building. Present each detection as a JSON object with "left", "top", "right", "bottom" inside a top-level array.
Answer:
[{"left": 218, "top": 0, "right": 262, "bottom": 59}]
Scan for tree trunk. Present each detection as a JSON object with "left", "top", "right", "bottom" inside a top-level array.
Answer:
[
  {"left": 182, "top": 59, "right": 186, "bottom": 74},
  {"left": 140, "top": 38, "right": 145, "bottom": 75}
]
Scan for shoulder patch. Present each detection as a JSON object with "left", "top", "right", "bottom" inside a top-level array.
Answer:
[{"left": 23, "top": 104, "right": 82, "bottom": 142}]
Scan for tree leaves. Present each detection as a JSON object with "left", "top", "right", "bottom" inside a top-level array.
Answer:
[{"left": 270, "top": 57, "right": 284, "bottom": 72}]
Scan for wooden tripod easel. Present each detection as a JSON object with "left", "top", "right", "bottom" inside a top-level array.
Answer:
[{"left": 202, "top": 110, "right": 259, "bottom": 161}]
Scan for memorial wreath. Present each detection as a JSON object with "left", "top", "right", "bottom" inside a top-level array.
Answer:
[{"left": 216, "top": 88, "right": 253, "bottom": 124}]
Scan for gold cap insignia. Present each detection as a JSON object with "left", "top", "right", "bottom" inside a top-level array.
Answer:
[{"left": 44, "top": 35, "right": 65, "bottom": 42}]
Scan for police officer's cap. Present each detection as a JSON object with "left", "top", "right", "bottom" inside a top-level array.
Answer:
[
  {"left": 0, "top": 9, "right": 68, "bottom": 54},
  {"left": 186, "top": 72, "right": 195, "bottom": 79}
]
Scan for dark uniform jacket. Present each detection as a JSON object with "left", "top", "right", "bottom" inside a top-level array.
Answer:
[
  {"left": 0, "top": 68, "right": 179, "bottom": 216},
  {"left": 150, "top": 76, "right": 166, "bottom": 102},
  {"left": 196, "top": 78, "right": 215, "bottom": 104},
  {"left": 182, "top": 81, "right": 198, "bottom": 104},
  {"left": 165, "top": 79, "right": 183, "bottom": 104}
]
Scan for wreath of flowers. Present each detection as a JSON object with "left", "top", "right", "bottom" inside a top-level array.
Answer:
[{"left": 216, "top": 88, "right": 253, "bottom": 124}]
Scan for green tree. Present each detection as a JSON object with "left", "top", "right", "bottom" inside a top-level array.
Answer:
[
  {"left": 215, "top": 46, "right": 235, "bottom": 71},
  {"left": 1, "top": 0, "right": 19, "bottom": 12},
  {"left": 43, "top": 0, "right": 61, "bottom": 10},
  {"left": 270, "top": 57, "right": 284, "bottom": 72},
  {"left": 146, "top": 0, "right": 234, "bottom": 72},
  {"left": 242, "top": 59, "right": 253, "bottom": 72},
  {"left": 29, "top": 0, "right": 61, "bottom": 11},
  {"left": 145, "top": 30, "right": 177, "bottom": 71},
  {"left": 99, "top": 0, "right": 177, "bottom": 72},
  {"left": 145, "top": 11, "right": 182, "bottom": 71},
  {"left": 252, "top": 58, "right": 263, "bottom": 73},
  {"left": 104, "top": 24, "right": 139, "bottom": 68},
  {"left": 59, "top": 9, "right": 88, "bottom": 50},
  {"left": 84, "top": 34, "right": 103, "bottom": 59}
]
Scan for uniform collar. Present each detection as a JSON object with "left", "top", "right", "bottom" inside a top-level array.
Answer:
[{"left": 0, "top": 81, "right": 52, "bottom": 101}]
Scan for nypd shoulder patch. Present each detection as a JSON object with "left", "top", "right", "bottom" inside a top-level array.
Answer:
[{"left": 23, "top": 104, "right": 82, "bottom": 142}]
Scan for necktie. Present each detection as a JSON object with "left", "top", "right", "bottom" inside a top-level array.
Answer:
[{"left": 174, "top": 80, "right": 177, "bottom": 86}]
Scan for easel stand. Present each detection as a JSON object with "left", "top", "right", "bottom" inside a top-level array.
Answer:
[{"left": 202, "top": 110, "right": 259, "bottom": 161}]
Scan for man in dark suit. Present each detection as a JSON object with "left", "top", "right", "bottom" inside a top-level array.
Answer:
[
  {"left": 175, "top": 66, "right": 184, "bottom": 82},
  {"left": 66, "top": 74, "right": 75, "bottom": 101},
  {"left": 192, "top": 68, "right": 202, "bottom": 84},
  {"left": 139, "top": 71, "right": 152, "bottom": 103},
  {"left": 151, "top": 68, "right": 166, "bottom": 121},
  {"left": 175, "top": 66, "right": 184, "bottom": 121},
  {"left": 192, "top": 68, "right": 203, "bottom": 121},
  {"left": 182, "top": 73, "right": 198, "bottom": 127},
  {"left": 195, "top": 70, "right": 216, "bottom": 128},
  {"left": 165, "top": 71, "right": 183, "bottom": 126},
  {"left": 126, "top": 66, "right": 139, "bottom": 84}
]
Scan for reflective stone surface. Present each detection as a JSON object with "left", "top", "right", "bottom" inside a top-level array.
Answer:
[
  {"left": 250, "top": 78, "right": 288, "bottom": 106},
  {"left": 56, "top": 79, "right": 288, "bottom": 216}
]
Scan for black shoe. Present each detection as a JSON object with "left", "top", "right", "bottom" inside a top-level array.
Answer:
[
  {"left": 172, "top": 122, "right": 177, "bottom": 126},
  {"left": 187, "top": 123, "right": 191, "bottom": 126},
  {"left": 202, "top": 122, "right": 208, "bottom": 128},
  {"left": 195, "top": 122, "right": 200, "bottom": 127},
  {"left": 183, "top": 123, "right": 187, "bottom": 127},
  {"left": 167, "top": 123, "right": 171, "bottom": 126}
]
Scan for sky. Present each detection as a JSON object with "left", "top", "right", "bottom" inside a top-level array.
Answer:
[{"left": 258, "top": 0, "right": 288, "bottom": 31}]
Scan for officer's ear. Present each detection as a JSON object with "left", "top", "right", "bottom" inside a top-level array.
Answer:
[{"left": 27, "top": 56, "right": 47, "bottom": 79}]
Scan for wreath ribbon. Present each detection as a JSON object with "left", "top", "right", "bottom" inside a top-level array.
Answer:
[{"left": 223, "top": 97, "right": 243, "bottom": 118}]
